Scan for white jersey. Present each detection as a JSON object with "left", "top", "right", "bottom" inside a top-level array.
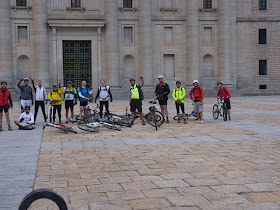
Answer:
[
  {"left": 99, "top": 86, "right": 110, "bottom": 101},
  {"left": 34, "top": 86, "right": 47, "bottom": 101},
  {"left": 19, "top": 112, "right": 34, "bottom": 124}
]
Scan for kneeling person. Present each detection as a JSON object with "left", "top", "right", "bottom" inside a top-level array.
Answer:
[{"left": 14, "top": 106, "right": 35, "bottom": 130}]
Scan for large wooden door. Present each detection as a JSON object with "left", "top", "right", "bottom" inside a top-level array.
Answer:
[{"left": 63, "top": 40, "right": 92, "bottom": 88}]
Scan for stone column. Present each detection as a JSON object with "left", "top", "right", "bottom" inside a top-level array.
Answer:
[
  {"left": 51, "top": 27, "right": 57, "bottom": 85},
  {"left": 0, "top": 0, "right": 13, "bottom": 85},
  {"left": 104, "top": 0, "right": 120, "bottom": 87},
  {"left": 32, "top": 0, "right": 50, "bottom": 86},
  {"left": 97, "top": 27, "right": 102, "bottom": 82},
  {"left": 218, "top": 0, "right": 232, "bottom": 85},
  {"left": 186, "top": 0, "right": 200, "bottom": 87},
  {"left": 138, "top": 0, "right": 153, "bottom": 86}
]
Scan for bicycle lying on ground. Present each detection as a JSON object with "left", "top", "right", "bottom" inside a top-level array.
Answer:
[
  {"left": 105, "top": 112, "right": 132, "bottom": 127},
  {"left": 212, "top": 97, "right": 228, "bottom": 121},
  {"left": 144, "top": 99, "right": 165, "bottom": 130},
  {"left": 173, "top": 110, "right": 197, "bottom": 121},
  {"left": 43, "top": 122, "right": 77, "bottom": 133},
  {"left": 78, "top": 119, "right": 121, "bottom": 132}
]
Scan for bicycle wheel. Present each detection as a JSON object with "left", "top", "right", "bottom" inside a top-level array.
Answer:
[
  {"left": 78, "top": 123, "right": 99, "bottom": 132},
  {"left": 102, "top": 123, "right": 121, "bottom": 131},
  {"left": 212, "top": 104, "right": 219, "bottom": 120},
  {"left": 48, "top": 108, "right": 52, "bottom": 123},
  {"left": 223, "top": 103, "right": 227, "bottom": 121},
  {"left": 154, "top": 112, "right": 158, "bottom": 130},
  {"left": 146, "top": 111, "right": 164, "bottom": 128},
  {"left": 85, "top": 108, "right": 92, "bottom": 123}
]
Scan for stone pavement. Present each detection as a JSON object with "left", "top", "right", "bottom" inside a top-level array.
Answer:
[{"left": 1, "top": 96, "right": 280, "bottom": 209}]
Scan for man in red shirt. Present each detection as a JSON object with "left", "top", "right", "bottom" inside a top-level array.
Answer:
[
  {"left": 217, "top": 81, "right": 231, "bottom": 120},
  {"left": 189, "top": 80, "right": 204, "bottom": 124}
]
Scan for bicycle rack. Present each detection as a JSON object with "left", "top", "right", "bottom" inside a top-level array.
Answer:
[{"left": 18, "top": 189, "right": 68, "bottom": 210}]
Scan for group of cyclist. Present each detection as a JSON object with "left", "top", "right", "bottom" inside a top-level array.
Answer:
[{"left": 0, "top": 75, "right": 231, "bottom": 131}]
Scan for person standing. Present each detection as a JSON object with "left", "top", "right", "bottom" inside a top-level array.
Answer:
[
  {"left": 130, "top": 77, "right": 145, "bottom": 125},
  {"left": 78, "top": 80, "right": 93, "bottom": 122},
  {"left": 31, "top": 78, "right": 47, "bottom": 123},
  {"left": 155, "top": 75, "right": 170, "bottom": 123},
  {"left": 63, "top": 81, "right": 77, "bottom": 123},
  {"left": 172, "top": 81, "right": 187, "bottom": 124},
  {"left": 189, "top": 80, "right": 204, "bottom": 124},
  {"left": 217, "top": 81, "right": 231, "bottom": 120},
  {"left": 17, "top": 78, "right": 33, "bottom": 113},
  {"left": 0, "top": 81, "right": 13, "bottom": 131},
  {"left": 14, "top": 106, "right": 35, "bottom": 130},
  {"left": 47, "top": 80, "right": 64, "bottom": 123},
  {"left": 95, "top": 80, "right": 113, "bottom": 118}
]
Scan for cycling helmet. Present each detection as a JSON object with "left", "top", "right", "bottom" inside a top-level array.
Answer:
[
  {"left": 158, "top": 75, "right": 164, "bottom": 79},
  {"left": 193, "top": 80, "right": 199, "bottom": 84},
  {"left": 52, "top": 84, "right": 57, "bottom": 87},
  {"left": 217, "top": 81, "right": 224, "bottom": 85},
  {"left": 1, "top": 81, "right": 7, "bottom": 85},
  {"left": 23, "top": 78, "right": 29, "bottom": 81},
  {"left": 130, "top": 78, "right": 135, "bottom": 81},
  {"left": 67, "top": 81, "right": 73, "bottom": 84},
  {"left": 176, "top": 81, "right": 181, "bottom": 84}
]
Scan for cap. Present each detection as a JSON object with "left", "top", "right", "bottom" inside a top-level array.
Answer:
[
  {"left": 158, "top": 75, "right": 164, "bottom": 79},
  {"left": 193, "top": 80, "right": 199, "bottom": 84},
  {"left": 67, "top": 81, "right": 72, "bottom": 84},
  {"left": 52, "top": 84, "right": 57, "bottom": 87},
  {"left": 217, "top": 81, "right": 224, "bottom": 85},
  {"left": 23, "top": 78, "right": 29, "bottom": 81},
  {"left": 176, "top": 81, "right": 181, "bottom": 84},
  {"left": 1, "top": 81, "right": 7, "bottom": 85},
  {"left": 130, "top": 78, "right": 135, "bottom": 81}
]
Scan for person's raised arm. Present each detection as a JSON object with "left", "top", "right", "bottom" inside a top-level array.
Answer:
[
  {"left": 31, "top": 78, "right": 36, "bottom": 91},
  {"left": 17, "top": 78, "right": 23, "bottom": 89},
  {"left": 139, "top": 76, "right": 144, "bottom": 87}
]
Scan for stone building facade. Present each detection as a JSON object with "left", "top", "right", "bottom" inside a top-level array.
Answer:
[{"left": 0, "top": 0, "right": 279, "bottom": 98}]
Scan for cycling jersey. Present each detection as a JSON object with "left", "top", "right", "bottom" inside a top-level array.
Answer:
[
  {"left": 172, "top": 87, "right": 186, "bottom": 103},
  {"left": 189, "top": 87, "right": 204, "bottom": 103},
  {"left": 217, "top": 87, "right": 231, "bottom": 100},
  {"left": 47, "top": 87, "right": 64, "bottom": 105},
  {"left": 19, "top": 112, "right": 34, "bottom": 124},
  {"left": 64, "top": 87, "right": 77, "bottom": 101},
  {"left": 130, "top": 84, "right": 141, "bottom": 100}
]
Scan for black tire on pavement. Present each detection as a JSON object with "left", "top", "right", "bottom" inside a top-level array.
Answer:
[{"left": 212, "top": 104, "right": 219, "bottom": 120}]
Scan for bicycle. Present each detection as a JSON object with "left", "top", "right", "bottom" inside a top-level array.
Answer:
[
  {"left": 173, "top": 110, "right": 197, "bottom": 121},
  {"left": 78, "top": 119, "right": 121, "bottom": 132},
  {"left": 212, "top": 97, "right": 228, "bottom": 121},
  {"left": 105, "top": 112, "right": 132, "bottom": 127},
  {"left": 46, "top": 100, "right": 59, "bottom": 123},
  {"left": 144, "top": 99, "right": 165, "bottom": 130},
  {"left": 43, "top": 122, "right": 77, "bottom": 133}
]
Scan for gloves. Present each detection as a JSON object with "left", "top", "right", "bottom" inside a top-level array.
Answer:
[
  {"left": 110, "top": 99, "right": 113, "bottom": 102},
  {"left": 94, "top": 99, "right": 97, "bottom": 103},
  {"left": 11, "top": 106, "right": 13, "bottom": 109}
]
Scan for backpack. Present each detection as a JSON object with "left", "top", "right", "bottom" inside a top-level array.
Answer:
[{"left": 218, "top": 87, "right": 229, "bottom": 96}]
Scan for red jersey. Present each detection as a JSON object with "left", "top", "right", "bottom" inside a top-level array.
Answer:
[
  {"left": 189, "top": 87, "right": 204, "bottom": 103},
  {"left": 217, "top": 87, "right": 231, "bottom": 100}
]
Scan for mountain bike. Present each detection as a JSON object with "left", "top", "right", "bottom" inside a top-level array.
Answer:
[
  {"left": 173, "top": 110, "right": 197, "bottom": 121},
  {"left": 213, "top": 97, "right": 228, "bottom": 121},
  {"left": 144, "top": 99, "right": 165, "bottom": 130},
  {"left": 105, "top": 112, "right": 132, "bottom": 127},
  {"left": 43, "top": 122, "right": 77, "bottom": 133},
  {"left": 78, "top": 119, "right": 121, "bottom": 132}
]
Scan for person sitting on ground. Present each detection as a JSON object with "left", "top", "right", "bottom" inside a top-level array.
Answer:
[
  {"left": 14, "top": 106, "right": 35, "bottom": 130},
  {"left": 189, "top": 80, "right": 204, "bottom": 124},
  {"left": 95, "top": 80, "right": 113, "bottom": 118},
  {"left": 17, "top": 78, "right": 33, "bottom": 113},
  {"left": 78, "top": 80, "right": 94, "bottom": 123},
  {"left": 47, "top": 80, "right": 64, "bottom": 123},
  {"left": 0, "top": 81, "right": 13, "bottom": 131},
  {"left": 63, "top": 81, "right": 77, "bottom": 123},
  {"left": 130, "top": 77, "right": 145, "bottom": 125},
  {"left": 155, "top": 75, "right": 170, "bottom": 123},
  {"left": 172, "top": 81, "right": 187, "bottom": 124},
  {"left": 217, "top": 81, "right": 232, "bottom": 120}
]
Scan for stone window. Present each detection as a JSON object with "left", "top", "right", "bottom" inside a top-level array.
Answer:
[
  {"left": 123, "top": 0, "right": 132, "bottom": 8},
  {"left": 124, "top": 27, "right": 133, "bottom": 44},
  {"left": 259, "top": 29, "right": 267, "bottom": 44},
  {"left": 164, "top": 27, "right": 173, "bottom": 44},
  {"left": 17, "top": 26, "right": 28, "bottom": 44},
  {"left": 163, "top": 54, "right": 175, "bottom": 78},
  {"left": 204, "top": 27, "right": 212, "bottom": 44},
  {"left": 259, "top": 0, "right": 266, "bottom": 10},
  {"left": 203, "top": 0, "right": 212, "bottom": 9},
  {"left": 259, "top": 85, "right": 267, "bottom": 89},
  {"left": 259, "top": 60, "right": 267, "bottom": 75},
  {"left": 16, "top": 0, "right": 27, "bottom": 6},
  {"left": 71, "top": 0, "right": 81, "bottom": 7}
]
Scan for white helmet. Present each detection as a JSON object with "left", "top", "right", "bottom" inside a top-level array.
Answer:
[
  {"left": 193, "top": 80, "right": 199, "bottom": 84},
  {"left": 158, "top": 75, "right": 164, "bottom": 79}
]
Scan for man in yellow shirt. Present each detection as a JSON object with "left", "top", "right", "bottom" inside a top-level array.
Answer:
[
  {"left": 172, "top": 81, "right": 187, "bottom": 124},
  {"left": 47, "top": 81, "right": 64, "bottom": 123}
]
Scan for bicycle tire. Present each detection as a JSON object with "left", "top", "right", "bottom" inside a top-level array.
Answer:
[
  {"left": 146, "top": 111, "right": 164, "bottom": 128},
  {"left": 78, "top": 124, "right": 99, "bottom": 132},
  {"left": 223, "top": 103, "right": 227, "bottom": 121},
  {"left": 212, "top": 104, "right": 219, "bottom": 120},
  {"left": 102, "top": 123, "right": 121, "bottom": 131},
  {"left": 58, "top": 126, "right": 78, "bottom": 134},
  {"left": 49, "top": 108, "right": 53, "bottom": 123},
  {"left": 154, "top": 112, "right": 158, "bottom": 130},
  {"left": 173, "top": 114, "right": 183, "bottom": 121},
  {"left": 85, "top": 108, "right": 93, "bottom": 123}
]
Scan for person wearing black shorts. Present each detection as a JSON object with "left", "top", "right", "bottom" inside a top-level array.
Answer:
[
  {"left": 0, "top": 81, "right": 13, "bottom": 131},
  {"left": 130, "top": 77, "right": 145, "bottom": 125},
  {"left": 172, "top": 81, "right": 187, "bottom": 124},
  {"left": 155, "top": 75, "right": 170, "bottom": 123},
  {"left": 64, "top": 81, "right": 77, "bottom": 123}
]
